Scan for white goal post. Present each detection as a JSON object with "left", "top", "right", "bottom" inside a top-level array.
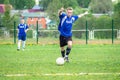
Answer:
[
  {"left": 31, "top": 29, "right": 120, "bottom": 39},
  {"left": 92, "top": 29, "right": 119, "bottom": 39}
]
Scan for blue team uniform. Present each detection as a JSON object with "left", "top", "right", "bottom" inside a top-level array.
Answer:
[
  {"left": 18, "top": 24, "right": 28, "bottom": 41},
  {"left": 58, "top": 13, "right": 79, "bottom": 37}
]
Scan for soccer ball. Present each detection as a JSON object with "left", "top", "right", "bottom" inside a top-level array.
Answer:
[{"left": 56, "top": 57, "right": 65, "bottom": 65}]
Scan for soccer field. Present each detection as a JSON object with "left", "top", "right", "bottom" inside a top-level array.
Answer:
[{"left": 0, "top": 44, "right": 120, "bottom": 80}]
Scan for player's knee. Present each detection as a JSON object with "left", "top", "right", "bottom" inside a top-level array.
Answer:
[
  {"left": 68, "top": 41, "right": 72, "bottom": 48},
  {"left": 68, "top": 44, "right": 72, "bottom": 48},
  {"left": 18, "top": 40, "right": 22, "bottom": 42},
  {"left": 61, "top": 47, "right": 65, "bottom": 51}
]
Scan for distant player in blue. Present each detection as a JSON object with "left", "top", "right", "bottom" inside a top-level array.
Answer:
[
  {"left": 58, "top": 7, "right": 88, "bottom": 62},
  {"left": 17, "top": 19, "right": 29, "bottom": 51}
]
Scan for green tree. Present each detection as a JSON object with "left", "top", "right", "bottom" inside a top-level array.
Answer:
[
  {"left": 9, "top": 0, "right": 35, "bottom": 9},
  {"left": 89, "top": 0, "right": 113, "bottom": 13},
  {"left": 40, "top": 0, "right": 52, "bottom": 10},
  {"left": 9, "top": 0, "right": 15, "bottom": 8},
  {"left": 77, "top": 0, "right": 91, "bottom": 8},
  {"left": 1, "top": 0, "right": 19, "bottom": 30},
  {"left": 41, "top": 0, "right": 78, "bottom": 10},
  {"left": 24, "top": 0, "right": 35, "bottom": 9},
  {"left": 61, "top": 0, "right": 79, "bottom": 8},
  {"left": 47, "top": 0, "right": 63, "bottom": 22},
  {"left": 113, "top": 2, "right": 120, "bottom": 29},
  {"left": 0, "top": 0, "right": 4, "bottom": 3},
  {"left": 0, "top": 13, "right": 3, "bottom": 27},
  {"left": 2, "top": 0, "right": 11, "bottom": 29}
]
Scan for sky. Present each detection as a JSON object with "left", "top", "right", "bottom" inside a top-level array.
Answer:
[{"left": 35, "top": 0, "right": 39, "bottom": 5}]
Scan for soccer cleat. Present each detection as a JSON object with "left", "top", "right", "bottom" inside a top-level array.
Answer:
[
  {"left": 65, "top": 57, "right": 69, "bottom": 62},
  {"left": 17, "top": 49, "right": 20, "bottom": 51}
]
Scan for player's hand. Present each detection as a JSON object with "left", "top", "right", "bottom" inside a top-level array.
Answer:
[
  {"left": 60, "top": 7, "right": 64, "bottom": 11},
  {"left": 25, "top": 30, "right": 27, "bottom": 33},
  {"left": 58, "top": 7, "right": 65, "bottom": 15},
  {"left": 78, "top": 11, "right": 89, "bottom": 18}
]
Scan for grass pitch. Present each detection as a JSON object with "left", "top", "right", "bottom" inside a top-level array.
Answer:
[{"left": 0, "top": 44, "right": 120, "bottom": 80}]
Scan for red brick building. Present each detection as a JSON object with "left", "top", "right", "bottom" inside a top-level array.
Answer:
[
  {"left": 27, "top": 17, "right": 46, "bottom": 29},
  {"left": 21, "top": 12, "right": 47, "bottom": 29}
]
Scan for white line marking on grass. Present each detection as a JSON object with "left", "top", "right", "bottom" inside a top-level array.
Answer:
[
  {"left": 43, "top": 73, "right": 120, "bottom": 76},
  {"left": 5, "top": 74, "right": 28, "bottom": 77},
  {"left": 4, "top": 72, "right": 120, "bottom": 77}
]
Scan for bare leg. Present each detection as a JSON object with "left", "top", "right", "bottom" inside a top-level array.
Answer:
[{"left": 67, "top": 41, "right": 72, "bottom": 49}]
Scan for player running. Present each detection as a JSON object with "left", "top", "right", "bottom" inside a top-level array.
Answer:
[
  {"left": 17, "top": 19, "right": 29, "bottom": 51},
  {"left": 58, "top": 7, "right": 88, "bottom": 62}
]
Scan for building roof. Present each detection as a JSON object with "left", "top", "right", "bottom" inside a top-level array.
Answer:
[
  {"left": 32, "top": 5, "right": 40, "bottom": 9},
  {"left": 22, "top": 12, "right": 46, "bottom": 17},
  {"left": 28, "top": 5, "right": 43, "bottom": 12}
]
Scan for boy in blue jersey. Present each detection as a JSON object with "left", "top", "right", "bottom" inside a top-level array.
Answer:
[
  {"left": 58, "top": 7, "right": 88, "bottom": 62},
  {"left": 17, "top": 19, "right": 29, "bottom": 51}
]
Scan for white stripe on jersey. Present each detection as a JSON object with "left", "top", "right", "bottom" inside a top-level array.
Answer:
[
  {"left": 61, "top": 16, "right": 67, "bottom": 27},
  {"left": 72, "top": 17, "right": 75, "bottom": 22}
]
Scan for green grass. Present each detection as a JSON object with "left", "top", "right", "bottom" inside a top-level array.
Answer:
[{"left": 0, "top": 44, "right": 120, "bottom": 80}]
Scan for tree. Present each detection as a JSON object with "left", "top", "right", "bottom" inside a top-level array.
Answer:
[
  {"left": 0, "top": 14, "right": 3, "bottom": 27},
  {"left": 40, "top": 0, "right": 52, "bottom": 10},
  {"left": 113, "top": 2, "right": 120, "bottom": 29},
  {"left": 41, "top": 0, "right": 79, "bottom": 10},
  {"left": 61, "top": 0, "right": 79, "bottom": 8},
  {"left": 2, "top": 0, "right": 12, "bottom": 29},
  {"left": 77, "top": 0, "right": 91, "bottom": 8},
  {"left": 9, "top": 0, "right": 35, "bottom": 9},
  {"left": 46, "top": 0, "right": 63, "bottom": 22},
  {"left": 0, "top": 0, "right": 4, "bottom": 3},
  {"left": 114, "top": 2, "right": 120, "bottom": 13},
  {"left": 89, "top": 0, "right": 113, "bottom": 13},
  {"left": 24, "top": 0, "right": 35, "bottom": 9}
]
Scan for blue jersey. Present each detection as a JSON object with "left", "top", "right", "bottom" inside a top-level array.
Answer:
[
  {"left": 18, "top": 24, "right": 28, "bottom": 35},
  {"left": 58, "top": 13, "right": 78, "bottom": 37}
]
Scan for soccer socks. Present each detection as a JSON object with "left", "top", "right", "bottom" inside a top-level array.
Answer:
[
  {"left": 64, "top": 47, "right": 71, "bottom": 62},
  {"left": 66, "top": 47, "right": 71, "bottom": 56},
  {"left": 61, "top": 48, "right": 71, "bottom": 57},
  {"left": 17, "top": 41, "right": 25, "bottom": 50},
  {"left": 17, "top": 40, "right": 21, "bottom": 49},
  {"left": 22, "top": 41, "right": 26, "bottom": 49},
  {"left": 61, "top": 50, "right": 65, "bottom": 57}
]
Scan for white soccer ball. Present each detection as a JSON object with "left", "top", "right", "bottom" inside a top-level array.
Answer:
[{"left": 56, "top": 57, "right": 65, "bottom": 65}]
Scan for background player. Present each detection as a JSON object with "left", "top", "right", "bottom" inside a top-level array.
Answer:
[{"left": 17, "top": 19, "right": 29, "bottom": 51}]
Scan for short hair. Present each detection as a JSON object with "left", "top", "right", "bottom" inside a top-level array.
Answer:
[{"left": 66, "top": 7, "right": 73, "bottom": 11}]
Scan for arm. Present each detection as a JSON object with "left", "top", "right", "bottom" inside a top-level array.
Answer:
[
  {"left": 25, "top": 29, "right": 28, "bottom": 33},
  {"left": 25, "top": 25, "right": 29, "bottom": 33},
  {"left": 78, "top": 11, "right": 89, "bottom": 18},
  {"left": 58, "top": 7, "right": 64, "bottom": 16}
]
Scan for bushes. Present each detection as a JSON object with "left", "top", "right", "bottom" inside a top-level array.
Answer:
[{"left": 73, "top": 14, "right": 117, "bottom": 39}]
